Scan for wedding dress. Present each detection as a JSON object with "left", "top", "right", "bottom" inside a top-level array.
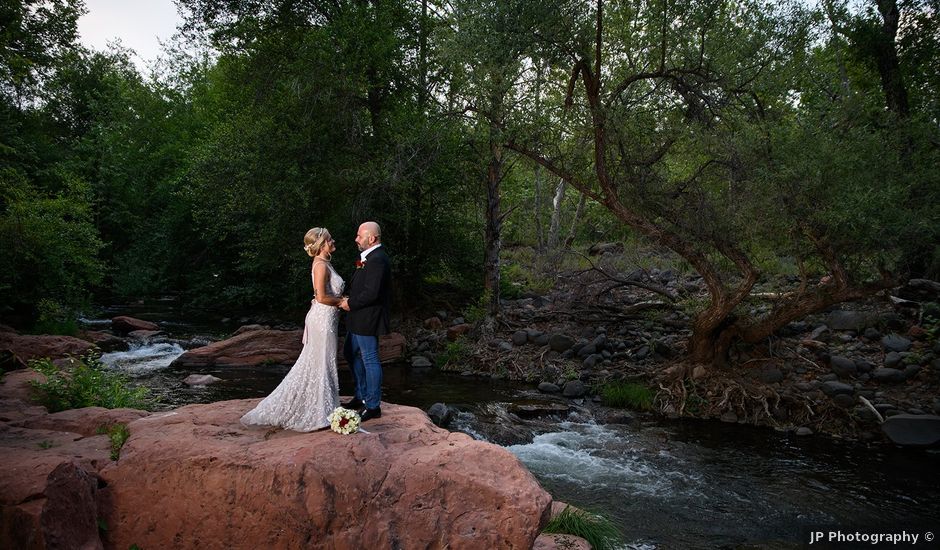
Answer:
[{"left": 240, "top": 260, "right": 344, "bottom": 431}]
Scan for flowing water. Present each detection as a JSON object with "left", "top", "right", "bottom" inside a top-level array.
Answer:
[{"left": 90, "top": 315, "right": 940, "bottom": 549}]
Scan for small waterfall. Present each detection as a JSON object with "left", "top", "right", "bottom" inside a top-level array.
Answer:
[{"left": 100, "top": 342, "right": 185, "bottom": 375}]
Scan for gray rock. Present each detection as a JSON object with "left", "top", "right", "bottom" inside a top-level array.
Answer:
[
  {"left": 577, "top": 344, "right": 597, "bottom": 358},
  {"left": 855, "top": 360, "right": 874, "bottom": 373},
  {"left": 497, "top": 340, "right": 513, "bottom": 352},
  {"left": 881, "top": 414, "right": 940, "bottom": 447},
  {"left": 907, "top": 408, "right": 926, "bottom": 415},
  {"left": 794, "top": 382, "right": 816, "bottom": 392},
  {"left": 427, "top": 403, "right": 454, "bottom": 427},
  {"left": 583, "top": 354, "right": 601, "bottom": 368},
  {"left": 509, "top": 401, "right": 571, "bottom": 418},
  {"left": 534, "top": 333, "right": 551, "bottom": 346},
  {"left": 526, "top": 329, "right": 544, "bottom": 340},
  {"left": 810, "top": 325, "right": 830, "bottom": 341},
  {"left": 884, "top": 352, "right": 903, "bottom": 368},
  {"left": 538, "top": 382, "right": 560, "bottom": 393},
  {"left": 833, "top": 394, "right": 856, "bottom": 408},
  {"left": 720, "top": 411, "right": 738, "bottom": 423},
  {"left": 819, "top": 373, "right": 839, "bottom": 382},
  {"left": 863, "top": 327, "right": 882, "bottom": 340},
  {"left": 820, "top": 381, "right": 854, "bottom": 396},
  {"left": 872, "top": 368, "right": 905, "bottom": 384},
  {"left": 902, "top": 365, "right": 921, "bottom": 380},
  {"left": 451, "top": 316, "right": 465, "bottom": 325},
  {"left": 829, "top": 356, "right": 857, "bottom": 378},
  {"left": 634, "top": 345, "right": 650, "bottom": 359},
  {"left": 827, "top": 310, "right": 877, "bottom": 331},
  {"left": 854, "top": 405, "right": 879, "bottom": 422},
  {"left": 562, "top": 380, "right": 587, "bottom": 398},
  {"left": 591, "top": 334, "right": 608, "bottom": 350},
  {"left": 882, "top": 334, "right": 912, "bottom": 352},
  {"left": 411, "top": 355, "right": 433, "bottom": 368},
  {"left": 580, "top": 326, "right": 596, "bottom": 338},
  {"left": 549, "top": 334, "right": 575, "bottom": 352},
  {"left": 795, "top": 427, "right": 814, "bottom": 436},
  {"left": 561, "top": 349, "right": 575, "bottom": 359},
  {"left": 756, "top": 366, "right": 784, "bottom": 384},
  {"left": 511, "top": 330, "right": 529, "bottom": 346}
]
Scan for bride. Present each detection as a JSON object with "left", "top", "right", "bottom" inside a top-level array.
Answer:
[{"left": 241, "top": 227, "right": 347, "bottom": 431}]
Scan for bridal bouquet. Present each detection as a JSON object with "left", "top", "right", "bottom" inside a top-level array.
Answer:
[{"left": 328, "top": 407, "right": 361, "bottom": 435}]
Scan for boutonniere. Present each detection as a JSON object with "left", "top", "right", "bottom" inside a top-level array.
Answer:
[{"left": 355, "top": 260, "right": 366, "bottom": 269}]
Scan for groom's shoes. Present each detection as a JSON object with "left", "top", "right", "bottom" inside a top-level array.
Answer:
[
  {"left": 342, "top": 398, "right": 364, "bottom": 410},
  {"left": 359, "top": 407, "right": 382, "bottom": 422}
]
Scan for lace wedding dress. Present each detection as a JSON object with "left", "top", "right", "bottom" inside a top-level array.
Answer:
[{"left": 241, "top": 260, "right": 344, "bottom": 432}]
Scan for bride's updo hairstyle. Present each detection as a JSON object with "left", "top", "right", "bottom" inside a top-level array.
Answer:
[{"left": 303, "top": 227, "right": 330, "bottom": 258}]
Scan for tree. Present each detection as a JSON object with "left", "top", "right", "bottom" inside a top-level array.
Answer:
[{"left": 484, "top": 0, "right": 937, "bottom": 365}]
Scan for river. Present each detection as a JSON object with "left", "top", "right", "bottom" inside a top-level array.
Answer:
[{"left": 90, "top": 309, "right": 940, "bottom": 549}]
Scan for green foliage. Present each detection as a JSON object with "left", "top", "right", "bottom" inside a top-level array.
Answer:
[
  {"left": 463, "top": 293, "right": 488, "bottom": 324},
  {"left": 28, "top": 356, "right": 154, "bottom": 412},
  {"left": 38, "top": 440, "right": 54, "bottom": 449},
  {"left": 601, "top": 382, "right": 654, "bottom": 411},
  {"left": 438, "top": 338, "right": 471, "bottom": 369},
  {"left": 103, "top": 424, "right": 130, "bottom": 460},
  {"left": 32, "top": 298, "right": 78, "bottom": 335},
  {"left": 542, "top": 507, "right": 622, "bottom": 550}
]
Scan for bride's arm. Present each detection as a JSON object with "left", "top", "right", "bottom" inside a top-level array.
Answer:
[{"left": 313, "top": 262, "right": 344, "bottom": 306}]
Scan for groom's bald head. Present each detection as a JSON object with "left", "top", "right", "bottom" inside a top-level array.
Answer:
[{"left": 356, "top": 221, "right": 382, "bottom": 251}]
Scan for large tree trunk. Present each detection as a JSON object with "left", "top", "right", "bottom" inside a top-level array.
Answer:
[
  {"left": 547, "top": 179, "right": 566, "bottom": 248},
  {"left": 483, "top": 136, "right": 503, "bottom": 317},
  {"left": 873, "top": 0, "right": 910, "bottom": 118}
]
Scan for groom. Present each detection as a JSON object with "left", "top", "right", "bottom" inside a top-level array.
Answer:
[{"left": 340, "top": 221, "right": 391, "bottom": 421}]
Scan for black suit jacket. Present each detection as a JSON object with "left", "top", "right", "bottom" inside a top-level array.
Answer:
[{"left": 346, "top": 246, "right": 392, "bottom": 336}]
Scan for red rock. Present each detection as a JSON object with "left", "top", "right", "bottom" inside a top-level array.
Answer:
[
  {"left": 908, "top": 325, "right": 927, "bottom": 340},
  {"left": 97, "top": 399, "right": 552, "bottom": 549},
  {"left": 447, "top": 324, "right": 472, "bottom": 341},
  {"left": 0, "top": 332, "right": 96, "bottom": 368},
  {"left": 0, "top": 369, "right": 45, "bottom": 402},
  {"left": 111, "top": 316, "right": 159, "bottom": 335},
  {"left": 20, "top": 407, "right": 149, "bottom": 437},
  {"left": 424, "top": 316, "right": 443, "bottom": 330},
  {"left": 232, "top": 324, "right": 270, "bottom": 336},
  {"left": 170, "top": 330, "right": 406, "bottom": 369},
  {"left": 77, "top": 330, "right": 127, "bottom": 352}
]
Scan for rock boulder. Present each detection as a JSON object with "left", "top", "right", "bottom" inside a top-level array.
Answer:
[
  {"left": 169, "top": 330, "right": 406, "bottom": 369},
  {"left": 98, "top": 399, "right": 552, "bottom": 549},
  {"left": 111, "top": 316, "right": 159, "bottom": 335}
]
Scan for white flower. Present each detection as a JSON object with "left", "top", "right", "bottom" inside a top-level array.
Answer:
[{"left": 328, "top": 407, "right": 361, "bottom": 435}]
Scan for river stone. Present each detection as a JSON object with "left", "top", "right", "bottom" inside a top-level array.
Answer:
[
  {"left": 533, "top": 333, "right": 550, "bottom": 346},
  {"left": 882, "top": 414, "right": 940, "bottom": 447},
  {"left": 855, "top": 360, "right": 874, "bottom": 374},
  {"left": 582, "top": 354, "right": 600, "bottom": 368},
  {"left": 634, "top": 345, "right": 650, "bottom": 359},
  {"left": 591, "top": 334, "right": 607, "bottom": 350},
  {"left": 810, "top": 325, "right": 830, "bottom": 341},
  {"left": 720, "top": 411, "right": 738, "bottom": 423},
  {"left": 862, "top": 327, "right": 882, "bottom": 340},
  {"left": 827, "top": 311, "right": 877, "bottom": 331},
  {"left": 511, "top": 331, "right": 529, "bottom": 346},
  {"left": 509, "top": 402, "right": 571, "bottom": 418},
  {"left": 538, "top": 382, "right": 560, "bottom": 393},
  {"left": 884, "top": 352, "right": 903, "bottom": 368},
  {"left": 562, "top": 380, "right": 586, "bottom": 398},
  {"left": 577, "top": 344, "right": 596, "bottom": 358},
  {"left": 819, "top": 373, "right": 838, "bottom": 382},
  {"left": 548, "top": 334, "right": 575, "bottom": 352},
  {"left": 832, "top": 394, "right": 855, "bottom": 408},
  {"left": 873, "top": 368, "right": 905, "bottom": 384},
  {"left": 902, "top": 365, "right": 921, "bottom": 380},
  {"left": 820, "top": 381, "right": 854, "bottom": 396},
  {"left": 411, "top": 356, "right": 433, "bottom": 368},
  {"left": 829, "top": 356, "right": 857, "bottom": 378},
  {"left": 882, "top": 334, "right": 912, "bottom": 352},
  {"left": 580, "top": 326, "right": 596, "bottom": 338},
  {"left": 426, "top": 403, "right": 454, "bottom": 427},
  {"left": 795, "top": 427, "right": 814, "bottom": 436},
  {"left": 758, "top": 366, "right": 784, "bottom": 384}
]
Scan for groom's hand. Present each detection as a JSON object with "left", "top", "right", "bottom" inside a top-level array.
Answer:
[{"left": 339, "top": 297, "right": 350, "bottom": 311}]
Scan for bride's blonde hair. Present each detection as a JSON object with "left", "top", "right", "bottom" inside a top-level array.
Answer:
[{"left": 303, "top": 227, "right": 330, "bottom": 257}]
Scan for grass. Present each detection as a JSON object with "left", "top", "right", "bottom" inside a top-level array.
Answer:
[
  {"left": 38, "top": 440, "right": 55, "bottom": 449},
  {"left": 438, "top": 338, "right": 471, "bottom": 369},
  {"left": 542, "top": 507, "right": 622, "bottom": 550},
  {"left": 99, "top": 424, "right": 131, "bottom": 460},
  {"left": 601, "top": 381, "right": 654, "bottom": 410},
  {"left": 29, "top": 355, "right": 154, "bottom": 412}
]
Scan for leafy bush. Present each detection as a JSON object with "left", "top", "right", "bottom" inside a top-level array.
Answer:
[
  {"left": 438, "top": 338, "right": 471, "bottom": 369},
  {"left": 29, "top": 356, "right": 154, "bottom": 412},
  {"left": 32, "top": 298, "right": 78, "bottom": 336},
  {"left": 98, "top": 424, "right": 130, "bottom": 460},
  {"left": 542, "top": 507, "right": 621, "bottom": 550},
  {"left": 601, "top": 381, "right": 654, "bottom": 411}
]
